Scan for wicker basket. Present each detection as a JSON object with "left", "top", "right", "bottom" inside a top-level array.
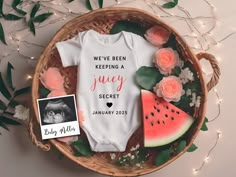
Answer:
[{"left": 30, "top": 7, "right": 220, "bottom": 177}]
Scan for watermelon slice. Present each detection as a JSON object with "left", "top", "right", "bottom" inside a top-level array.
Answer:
[{"left": 141, "top": 90, "right": 194, "bottom": 147}]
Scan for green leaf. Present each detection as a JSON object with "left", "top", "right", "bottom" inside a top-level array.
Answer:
[
  {"left": 12, "top": 0, "right": 27, "bottom": 15},
  {"left": 0, "top": 122, "right": 9, "bottom": 131},
  {"left": 85, "top": 0, "right": 93, "bottom": 10},
  {"left": 14, "top": 86, "right": 31, "bottom": 97},
  {"left": 9, "top": 100, "right": 19, "bottom": 108},
  {"left": 201, "top": 117, "right": 209, "bottom": 131},
  {"left": 162, "top": 2, "right": 177, "bottom": 9},
  {"left": 98, "top": 0, "right": 103, "bottom": 8},
  {"left": 0, "top": 22, "right": 6, "bottom": 45},
  {"left": 110, "top": 20, "right": 146, "bottom": 37},
  {"left": 176, "top": 140, "right": 187, "bottom": 154},
  {"left": 13, "top": 7, "right": 26, "bottom": 15},
  {"left": 0, "top": 0, "right": 3, "bottom": 14},
  {"left": 3, "top": 14, "right": 23, "bottom": 20},
  {"left": 135, "top": 148, "right": 150, "bottom": 163},
  {"left": 30, "top": 2, "right": 40, "bottom": 18},
  {"left": 33, "top": 13, "right": 53, "bottom": 23},
  {"left": 68, "top": 0, "right": 74, "bottom": 2},
  {"left": 39, "top": 88, "right": 50, "bottom": 97},
  {"left": 28, "top": 19, "right": 35, "bottom": 35},
  {"left": 155, "top": 149, "right": 171, "bottom": 166},
  {"left": 174, "top": 0, "right": 178, "bottom": 4},
  {"left": 187, "top": 143, "right": 198, "bottom": 152},
  {"left": 6, "top": 62, "right": 15, "bottom": 90},
  {"left": 71, "top": 137, "right": 94, "bottom": 157},
  {"left": 0, "top": 116, "right": 21, "bottom": 125},
  {"left": 136, "top": 66, "right": 163, "bottom": 90},
  {"left": 0, "top": 73, "right": 11, "bottom": 100},
  {"left": 172, "top": 67, "right": 181, "bottom": 76},
  {"left": 0, "top": 100, "right": 6, "bottom": 110}
]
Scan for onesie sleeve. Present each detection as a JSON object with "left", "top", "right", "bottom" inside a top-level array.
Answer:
[
  {"left": 55, "top": 32, "right": 85, "bottom": 67},
  {"left": 132, "top": 33, "right": 157, "bottom": 67}
]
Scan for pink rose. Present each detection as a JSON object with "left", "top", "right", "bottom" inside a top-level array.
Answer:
[
  {"left": 40, "top": 67, "right": 64, "bottom": 90},
  {"left": 153, "top": 76, "right": 184, "bottom": 102},
  {"left": 154, "top": 48, "right": 179, "bottom": 75},
  {"left": 57, "top": 136, "right": 78, "bottom": 144},
  {"left": 47, "top": 89, "right": 67, "bottom": 98},
  {"left": 144, "top": 26, "right": 170, "bottom": 47}
]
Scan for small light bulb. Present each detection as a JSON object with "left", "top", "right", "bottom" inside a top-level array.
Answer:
[
  {"left": 217, "top": 98, "right": 223, "bottom": 104},
  {"left": 204, "top": 156, "right": 210, "bottom": 163},
  {"left": 68, "top": 9, "right": 72, "bottom": 13},
  {"left": 26, "top": 75, "right": 32, "bottom": 80},
  {"left": 17, "top": 48, "right": 20, "bottom": 52},
  {"left": 30, "top": 56, "right": 35, "bottom": 60},
  {"left": 193, "top": 169, "right": 198, "bottom": 175}
]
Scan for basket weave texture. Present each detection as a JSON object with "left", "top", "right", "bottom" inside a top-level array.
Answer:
[{"left": 31, "top": 7, "right": 220, "bottom": 177}]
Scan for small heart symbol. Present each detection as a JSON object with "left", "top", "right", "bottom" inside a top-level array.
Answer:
[{"left": 106, "top": 102, "right": 113, "bottom": 108}]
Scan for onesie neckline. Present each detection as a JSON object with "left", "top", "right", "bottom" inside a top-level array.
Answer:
[{"left": 87, "top": 29, "right": 125, "bottom": 47}]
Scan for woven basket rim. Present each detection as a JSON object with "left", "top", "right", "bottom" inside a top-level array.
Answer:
[{"left": 31, "top": 7, "right": 208, "bottom": 177}]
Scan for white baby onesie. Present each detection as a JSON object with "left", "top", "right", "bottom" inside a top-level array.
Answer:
[{"left": 56, "top": 29, "right": 156, "bottom": 152}]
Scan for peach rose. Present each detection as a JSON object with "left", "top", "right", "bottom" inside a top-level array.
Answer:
[
  {"left": 153, "top": 76, "right": 184, "bottom": 102},
  {"left": 154, "top": 48, "right": 179, "bottom": 75},
  {"left": 144, "top": 26, "right": 170, "bottom": 47},
  {"left": 47, "top": 89, "right": 67, "bottom": 98},
  {"left": 57, "top": 136, "right": 78, "bottom": 144},
  {"left": 40, "top": 67, "right": 64, "bottom": 90}
]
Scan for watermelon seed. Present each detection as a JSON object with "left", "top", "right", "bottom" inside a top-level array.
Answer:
[
  {"left": 145, "top": 116, "right": 148, "bottom": 120},
  {"left": 151, "top": 112, "right": 155, "bottom": 116},
  {"left": 157, "top": 120, "right": 160, "bottom": 124},
  {"left": 165, "top": 114, "right": 168, "bottom": 118},
  {"left": 153, "top": 106, "right": 157, "bottom": 110},
  {"left": 165, "top": 105, "right": 169, "bottom": 109},
  {"left": 171, "top": 117, "right": 174, "bottom": 120},
  {"left": 171, "top": 109, "right": 175, "bottom": 113},
  {"left": 151, "top": 121, "right": 154, "bottom": 126},
  {"left": 176, "top": 111, "right": 180, "bottom": 114},
  {"left": 155, "top": 98, "right": 157, "bottom": 101},
  {"left": 162, "top": 121, "right": 165, "bottom": 125},
  {"left": 157, "top": 109, "right": 160, "bottom": 113}
]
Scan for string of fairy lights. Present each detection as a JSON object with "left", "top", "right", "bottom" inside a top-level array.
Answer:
[{"left": 0, "top": 0, "right": 228, "bottom": 175}]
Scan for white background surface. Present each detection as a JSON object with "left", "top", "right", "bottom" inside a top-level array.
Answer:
[{"left": 0, "top": 0, "right": 235, "bottom": 177}]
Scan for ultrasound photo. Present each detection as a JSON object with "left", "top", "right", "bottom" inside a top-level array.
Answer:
[{"left": 37, "top": 95, "right": 80, "bottom": 140}]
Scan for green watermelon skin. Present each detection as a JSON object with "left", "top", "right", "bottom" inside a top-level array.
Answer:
[{"left": 141, "top": 90, "right": 194, "bottom": 147}]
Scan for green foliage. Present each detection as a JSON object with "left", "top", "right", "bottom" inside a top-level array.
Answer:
[
  {"left": 155, "top": 148, "right": 171, "bottom": 166},
  {"left": 68, "top": 0, "right": 74, "bottom": 2},
  {"left": 187, "top": 143, "right": 198, "bottom": 152},
  {"left": 175, "top": 140, "right": 187, "bottom": 154},
  {"left": 0, "top": 73, "right": 11, "bottom": 100},
  {"left": 136, "top": 66, "right": 163, "bottom": 90},
  {"left": 110, "top": 20, "right": 146, "bottom": 37},
  {"left": 162, "top": 0, "right": 178, "bottom": 9},
  {"left": 6, "top": 62, "right": 15, "bottom": 90},
  {"left": 28, "top": 2, "right": 53, "bottom": 35},
  {"left": 12, "top": 0, "right": 27, "bottom": 15},
  {"left": 30, "top": 2, "right": 40, "bottom": 18},
  {"left": 201, "top": 117, "right": 209, "bottom": 131},
  {"left": 71, "top": 137, "right": 94, "bottom": 156},
  {"left": 0, "top": 22, "right": 6, "bottom": 44},
  {"left": 0, "top": 116, "right": 21, "bottom": 125},
  {"left": 98, "top": 0, "right": 103, "bottom": 8},
  {"left": 14, "top": 86, "right": 31, "bottom": 97},
  {"left": 33, "top": 13, "right": 53, "bottom": 23},
  {"left": 85, "top": 0, "right": 93, "bottom": 10},
  {"left": 39, "top": 88, "right": 50, "bottom": 98}
]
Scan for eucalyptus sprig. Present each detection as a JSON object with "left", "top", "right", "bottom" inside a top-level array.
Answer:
[
  {"left": 28, "top": 2, "right": 53, "bottom": 35},
  {"left": 0, "top": 62, "right": 31, "bottom": 133},
  {"left": 162, "top": 0, "right": 179, "bottom": 9}
]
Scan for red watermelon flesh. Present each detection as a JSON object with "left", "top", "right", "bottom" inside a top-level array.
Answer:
[{"left": 141, "top": 90, "right": 194, "bottom": 147}]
